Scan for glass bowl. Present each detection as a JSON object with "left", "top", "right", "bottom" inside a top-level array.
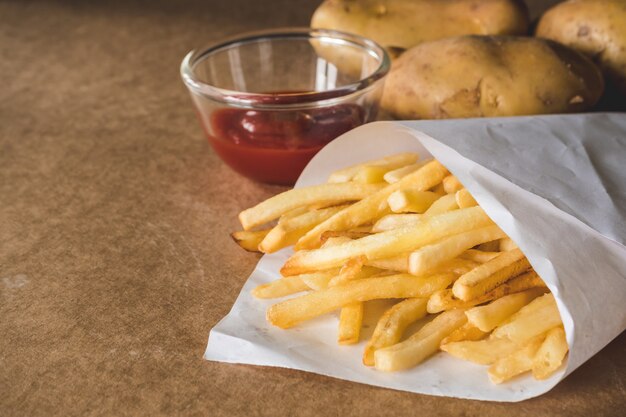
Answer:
[{"left": 180, "top": 27, "right": 390, "bottom": 185}]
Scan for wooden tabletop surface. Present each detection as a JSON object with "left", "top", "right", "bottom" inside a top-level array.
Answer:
[{"left": 1, "top": 1, "right": 624, "bottom": 415}]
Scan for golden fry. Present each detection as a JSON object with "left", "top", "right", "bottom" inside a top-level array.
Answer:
[
  {"left": 296, "top": 160, "right": 449, "bottom": 249},
  {"left": 353, "top": 166, "right": 388, "bottom": 184},
  {"left": 277, "top": 206, "right": 311, "bottom": 223},
  {"left": 491, "top": 294, "right": 562, "bottom": 343},
  {"left": 423, "top": 193, "right": 459, "bottom": 215},
  {"left": 375, "top": 309, "right": 467, "bottom": 371},
  {"left": 465, "top": 288, "right": 546, "bottom": 332},
  {"left": 408, "top": 225, "right": 506, "bottom": 275},
  {"left": 259, "top": 205, "right": 347, "bottom": 253},
  {"left": 459, "top": 249, "right": 500, "bottom": 263},
  {"left": 452, "top": 248, "right": 531, "bottom": 301},
  {"left": 383, "top": 160, "right": 431, "bottom": 183},
  {"left": 372, "top": 214, "right": 421, "bottom": 232},
  {"left": 338, "top": 302, "right": 364, "bottom": 344},
  {"left": 328, "top": 153, "right": 419, "bottom": 183},
  {"left": 267, "top": 273, "right": 455, "bottom": 328},
  {"left": 297, "top": 269, "right": 341, "bottom": 291},
  {"left": 441, "top": 337, "right": 519, "bottom": 365},
  {"left": 363, "top": 298, "right": 428, "bottom": 366},
  {"left": 455, "top": 188, "right": 478, "bottom": 208},
  {"left": 443, "top": 175, "right": 464, "bottom": 194},
  {"left": 301, "top": 265, "right": 379, "bottom": 291},
  {"left": 441, "top": 322, "right": 488, "bottom": 345},
  {"left": 282, "top": 206, "right": 493, "bottom": 276},
  {"left": 499, "top": 237, "right": 518, "bottom": 251},
  {"left": 365, "top": 254, "right": 410, "bottom": 272},
  {"left": 320, "top": 230, "right": 371, "bottom": 245},
  {"left": 435, "top": 258, "right": 481, "bottom": 275},
  {"left": 488, "top": 335, "right": 546, "bottom": 384},
  {"left": 252, "top": 276, "right": 310, "bottom": 299},
  {"left": 427, "top": 271, "right": 548, "bottom": 313},
  {"left": 368, "top": 256, "right": 478, "bottom": 275},
  {"left": 532, "top": 326, "right": 568, "bottom": 380},
  {"left": 239, "top": 182, "right": 384, "bottom": 230},
  {"left": 231, "top": 229, "right": 270, "bottom": 252},
  {"left": 279, "top": 205, "right": 348, "bottom": 230},
  {"left": 332, "top": 256, "right": 367, "bottom": 344},
  {"left": 387, "top": 189, "right": 440, "bottom": 213},
  {"left": 329, "top": 256, "right": 367, "bottom": 286},
  {"left": 321, "top": 236, "right": 353, "bottom": 248}
]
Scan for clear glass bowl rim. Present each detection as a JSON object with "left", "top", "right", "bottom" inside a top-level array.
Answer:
[{"left": 180, "top": 27, "right": 390, "bottom": 110}]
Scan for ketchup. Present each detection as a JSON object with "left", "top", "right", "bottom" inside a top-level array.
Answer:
[{"left": 203, "top": 100, "right": 364, "bottom": 185}]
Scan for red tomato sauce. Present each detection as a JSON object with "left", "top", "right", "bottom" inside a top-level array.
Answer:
[{"left": 203, "top": 102, "right": 364, "bottom": 185}]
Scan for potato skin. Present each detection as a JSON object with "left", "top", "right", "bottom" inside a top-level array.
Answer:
[
  {"left": 536, "top": 0, "right": 626, "bottom": 95},
  {"left": 381, "top": 36, "right": 604, "bottom": 119},
  {"left": 311, "top": 0, "right": 529, "bottom": 51}
]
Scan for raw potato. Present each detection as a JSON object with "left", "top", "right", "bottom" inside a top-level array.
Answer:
[
  {"left": 381, "top": 35, "right": 605, "bottom": 119},
  {"left": 311, "top": 0, "right": 529, "bottom": 52},
  {"left": 536, "top": 0, "right": 626, "bottom": 96}
]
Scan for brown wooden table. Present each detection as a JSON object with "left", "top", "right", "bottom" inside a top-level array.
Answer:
[{"left": 1, "top": 1, "right": 624, "bottom": 415}]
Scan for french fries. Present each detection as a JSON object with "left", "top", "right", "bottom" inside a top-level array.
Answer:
[
  {"left": 338, "top": 303, "right": 364, "bottom": 344},
  {"left": 465, "top": 288, "right": 546, "bottom": 332},
  {"left": 423, "top": 192, "right": 459, "bottom": 215},
  {"left": 532, "top": 327, "right": 568, "bottom": 380},
  {"left": 375, "top": 309, "right": 467, "bottom": 371},
  {"left": 459, "top": 249, "right": 500, "bottom": 263},
  {"left": 352, "top": 166, "right": 388, "bottom": 184},
  {"left": 372, "top": 214, "right": 421, "bottom": 232},
  {"left": 239, "top": 182, "right": 384, "bottom": 230},
  {"left": 452, "top": 248, "right": 531, "bottom": 301},
  {"left": 320, "top": 236, "right": 352, "bottom": 248},
  {"left": 408, "top": 225, "right": 507, "bottom": 275},
  {"left": 366, "top": 254, "right": 410, "bottom": 272},
  {"left": 231, "top": 229, "right": 270, "bottom": 252},
  {"left": 282, "top": 206, "right": 493, "bottom": 275},
  {"left": 491, "top": 293, "right": 562, "bottom": 343},
  {"left": 370, "top": 192, "right": 458, "bottom": 233},
  {"left": 295, "top": 160, "right": 449, "bottom": 249},
  {"left": 363, "top": 298, "right": 428, "bottom": 366},
  {"left": 368, "top": 256, "right": 479, "bottom": 275},
  {"left": 329, "top": 256, "right": 367, "bottom": 286},
  {"left": 319, "top": 230, "right": 371, "bottom": 244},
  {"left": 333, "top": 256, "right": 367, "bottom": 344},
  {"left": 328, "top": 153, "right": 419, "bottom": 183},
  {"left": 252, "top": 275, "right": 310, "bottom": 299},
  {"left": 427, "top": 271, "right": 548, "bottom": 313},
  {"left": 267, "top": 273, "right": 455, "bottom": 329},
  {"left": 298, "top": 270, "right": 340, "bottom": 290},
  {"left": 259, "top": 205, "right": 348, "bottom": 253},
  {"left": 441, "top": 322, "right": 488, "bottom": 345},
  {"left": 441, "top": 337, "right": 520, "bottom": 365},
  {"left": 443, "top": 175, "right": 464, "bottom": 194},
  {"left": 383, "top": 160, "right": 430, "bottom": 183},
  {"left": 387, "top": 189, "right": 439, "bottom": 213},
  {"left": 233, "top": 153, "right": 568, "bottom": 385},
  {"left": 500, "top": 237, "right": 518, "bottom": 251},
  {"left": 488, "top": 335, "right": 546, "bottom": 384},
  {"left": 455, "top": 188, "right": 478, "bottom": 208}
]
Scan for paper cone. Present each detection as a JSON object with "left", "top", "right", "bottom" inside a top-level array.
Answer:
[{"left": 205, "top": 113, "right": 626, "bottom": 401}]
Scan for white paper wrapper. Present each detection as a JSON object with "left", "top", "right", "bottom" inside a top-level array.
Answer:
[{"left": 205, "top": 113, "right": 626, "bottom": 402}]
